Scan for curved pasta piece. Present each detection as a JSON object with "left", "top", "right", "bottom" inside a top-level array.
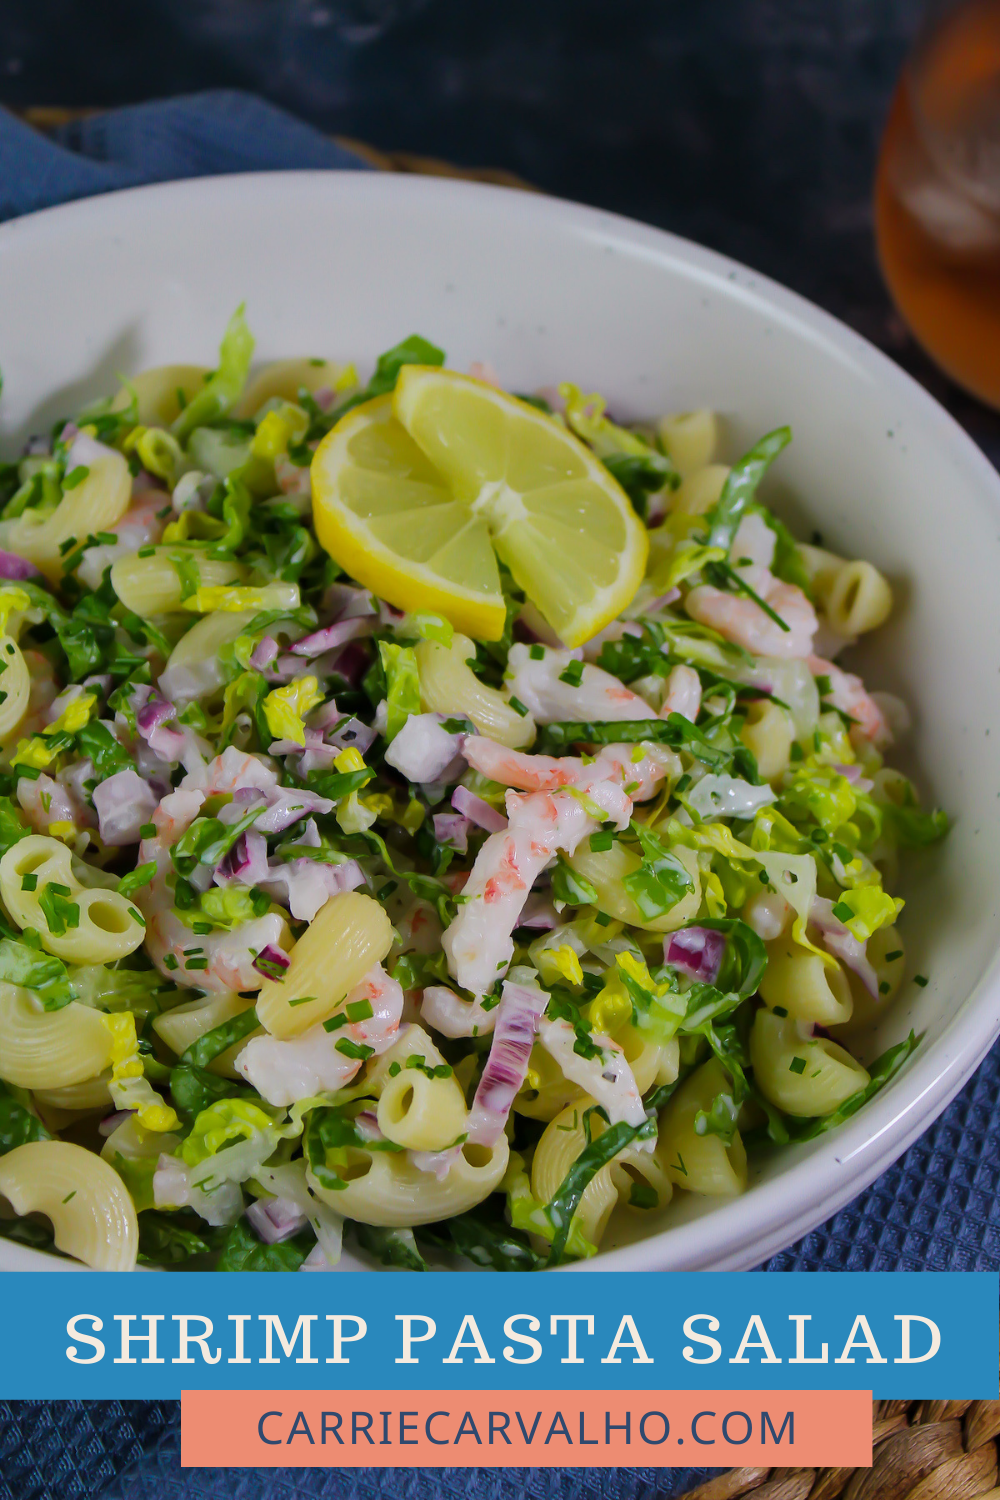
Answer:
[
  {"left": 159, "top": 610, "right": 258, "bottom": 704},
  {"left": 825, "top": 561, "right": 893, "bottom": 637},
  {"left": 34, "top": 1071, "right": 113, "bottom": 1112},
  {"left": 368, "top": 1025, "right": 468, "bottom": 1152},
  {"left": 0, "top": 835, "right": 145, "bottom": 963},
  {"left": 531, "top": 1101, "right": 620, "bottom": 1250},
  {"left": 255, "top": 890, "right": 393, "bottom": 1038},
  {"left": 0, "top": 1140, "right": 138, "bottom": 1270},
  {"left": 234, "top": 358, "right": 353, "bottom": 419},
  {"left": 656, "top": 410, "right": 717, "bottom": 477},
  {"left": 307, "top": 1137, "right": 509, "bottom": 1227},
  {"left": 0, "top": 983, "right": 114, "bottom": 1088},
  {"left": 740, "top": 699, "right": 793, "bottom": 782},
  {"left": 671, "top": 463, "right": 729, "bottom": 517},
  {"left": 112, "top": 364, "right": 211, "bottom": 427},
  {"left": 759, "top": 938, "right": 853, "bottom": 1026},
  {"left": 658, "top": 1059, "right": 748, "bottom": 1196},
  {"left": 110, "top": 550, "right": 245, "bottom": 617},
  {"left": 567, "top": 841, "right": 701, "bottom": 932},
  {"left": 416, "top": 634, "right": 536, "bottom": 750},
  {"left": 750, "top": 1010, "right": 870, "bottom": 1117},
  {"left": 153, "top": 991, "right": 260, "bottom": 1079},
  {"left": 0, "top": 444, "right": 131, "bottom": 581},
  {"left": 0, "top": 636, "right": 31, "bottom": 744},
  {"left": 514, "top": 1039, "right": 585, "bottom": 1121}
]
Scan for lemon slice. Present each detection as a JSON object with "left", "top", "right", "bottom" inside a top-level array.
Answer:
[
  {"left": 393, "top": 368, "right": 648, "bottom": 646},
  {"left": 311, "top": 370, "right": 648, "bottom": 646},
  {"left": 311, "top": 395, "right": 507, "bottom": 640}
]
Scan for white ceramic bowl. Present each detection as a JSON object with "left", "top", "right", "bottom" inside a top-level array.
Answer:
[{"left": 0, "top": 171, "right": 997, "bottom": 1273}]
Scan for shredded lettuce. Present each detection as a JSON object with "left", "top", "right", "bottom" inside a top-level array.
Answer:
[
  {"left": 172, "top": 305, "right": 255, "bottom": 442},
  {"left": 378, "top": 640, "right": 421, "bottom": 742}
]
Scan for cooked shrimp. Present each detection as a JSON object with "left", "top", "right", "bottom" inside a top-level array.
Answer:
[
  {"left": 538, "top": 1015, "right": 647, "bottom": 1128},
  {"left": 685, "top": 565, "right": 817, "bottom": 659},
  {"left": 462, "top": 734, "right": 669, "bottom": 805},
  {"left": 660, "top": 663, "right": 702, "bottom": 722},
  {"left": 506, "top": 642, "right": 657, "bottom": 723},
  {"left": 808, "top": 655, "right": 892, "bottom": 747},
  {"left": 236, "top": 964, "right": 404, "bottom": 1106},
  {"left": 180, "top": 746, "right": 279, "bottom": 798},
  {"left": 420, "top": 984, "right": 498, "bottom": 1038},
  {"left": 442, "top": 786, "right": 598, "bottom": 997}
]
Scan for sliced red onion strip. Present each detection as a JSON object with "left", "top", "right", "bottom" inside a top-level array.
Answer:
[
  {"left": 516, "top": 892, "right": 560, "bottom": 930},
  {"left": 465, "top": 980, "right": 550, "bottom": 1146},
  {"left": 291, "top": 616, "right": 376, "bottom": 657},
  {"left": 215, "top": 830, "right": 270, "bottom": 887},
  {"left": 665, "top": 926, "right": 726, "bottom": 984},
  {"left": 324, "top": 583, "right": 377, "bottom": 622},
  {"left": 93, "top": 768, "right": 159, "bottom": 847},
  {"left": 452, "top": 783, "right": 507, "bottom": 833},
  {"left": 97, "top": 1110, "right": 134, "bottom": 1138}
]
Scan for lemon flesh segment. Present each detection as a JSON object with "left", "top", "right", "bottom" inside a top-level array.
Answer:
[
  {"left": 393, "top": 367, "right": 648, "bottom": 646},
  {"left": 311, "top": 395, "right": 507, "bottom": 640}
]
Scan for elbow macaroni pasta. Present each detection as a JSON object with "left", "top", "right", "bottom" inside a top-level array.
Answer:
[
  {"left": 656, "top": 410, "right": 717, "bottom": 477},
  {"left": 255, "top": 890, "right": 393, "bottom": 1038},
  {"left": 153, "top": 990, "right": 261, "bottom": 1078},
  {"left": 750, "top": 1010, "right": 870, "bottom": 1116},
  {"left": 0, "top": 836, "right": 145, "bottom": 963},
  {"left": 111, "top": 364, "right": 211, "bottom": 427},
  {"left": 110, "top": 549, "right": 246, "bottom": 617},
  {"left": 759, "top": 938, "right": 854, "bottom": 1026},
  {"left": 0, "top": 1139, "right": 138, "bottom": 1270},
  {"left": 567, "top": 841, "right": 701, "bottom": 931},
  {"left": 368, "top": 1024, "right": 468, "bottom": 1152},
  {"left": 416, "top": 634, "right": 536, "bottom": 749},
  {"left": 0, "top": 447, "right": 131, "bottom": 582},
  {"left": 307, "top": 1135, "right": 509, "bottom": 1227},
  {"left": 740, "top": 699, "right": 793, "bottom": 782},
  {"left": 658, "top": 1060, "right": 748, "bottom": 1196},
  {"left": 0, "top": 984, "right": 114, "bottom": 1088}
]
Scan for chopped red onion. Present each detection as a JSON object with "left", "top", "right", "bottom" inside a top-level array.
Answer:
[
  {"left": 291, "top": 617, "right": 376, "bottom": 657},
  {"left": 433, "top": 812, "right": 470, "bottom": 853},
  {"left": 0, "top": 549, "right": 41, "bottom": 581},
  {"left": 665, "top": 926, "right": 726, "bottom": 984},
  {"left": 93, "top": 768, "right": 159, "bottom": 846},
  {"left": 136, "top": 694, "right": 177, "bottom": 737},
  {"left": 466, "top": 980, "right": 550, "bottom": 1145},
  {"left": 809, "top": 896, "right": 878, "bottom": 998},
  {"left": 215, "top": 830, "right": 270, "bottom": 887},
  {"left": 329, "top": 640, "right": 371, "bottom": 687},
  {"left": 354, "top": 1109, "right": 384, "bottom": 1143},
  {"left": 323, "top": 583, "right": 377, "bottom": 621},
  {"left": 253, "top": 944, "right": 290, "bottom": 980},
  {"left": 452, "top": 784, "right": 507, "bottom": 833},
  {"left": 97, "top": 1110, "right": 134, "bottom": 1137},
  {"left": 261, "top": 856, "right": 364, "bottom": 921},
  {"left": 833, "top": 762, "right": 874, "bottom": 793},
  {"left": 328, "top": 717, "right": 376, "bottom": 755},
  {"left": 253, "top": 786, "right": 334, "bottom": 835},
  {"left": 250, "top": 635, "right": 279, "bottom": 669},
  {"left": 246, "top": 1197, "right": 308, "bottom": 1243}
]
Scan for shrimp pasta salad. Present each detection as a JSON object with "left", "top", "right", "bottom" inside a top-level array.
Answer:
[{"left": 0, "top": 311, "right": 946, "bottom": 1272}]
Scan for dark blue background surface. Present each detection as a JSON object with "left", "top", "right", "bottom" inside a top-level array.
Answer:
[{"left": 0, "top": 6, "right": 998, "bottom": 1493}]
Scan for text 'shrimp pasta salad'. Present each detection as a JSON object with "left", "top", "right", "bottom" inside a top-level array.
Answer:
[{"left": 0, "top": 312, "right": 947, "bottom": 1272}]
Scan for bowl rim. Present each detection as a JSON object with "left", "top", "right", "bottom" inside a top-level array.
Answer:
[{"left": 1, "top": 167, "right": 998, "bottom": 1274}]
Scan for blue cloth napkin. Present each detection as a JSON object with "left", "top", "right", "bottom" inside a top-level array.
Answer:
[{"left": 0, "top": 85, "right": 996, "bottom": 1500}]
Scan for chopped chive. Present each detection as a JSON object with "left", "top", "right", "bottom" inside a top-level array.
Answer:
[
  {"left": 914, "top": 974, "right": 928, "bottom": 987},
  {"left": 772, "top": 1005, "right": 788, "bottom": 1017},
  {"left": 885, "top": 950, "right": 903, "bottom": 962},
  {"left": 508, "top": 696, "right": 529, "bottom": 718},
  {"left": 589, "top": 830, "right": 614, "bottom": 853},
  {"left": 62, "top": 465, "right": 89, "bottom": 490},
  {"left": 789, "top": 1056, "right": 807, "bottom": 1075},
  {"left": 529, "top": 644, "right": 545, "bottom": 660}
]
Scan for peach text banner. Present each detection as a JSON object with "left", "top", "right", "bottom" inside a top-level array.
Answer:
[{"left": 181, "top": 1389, "right": 873, "bottom": 1468}]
